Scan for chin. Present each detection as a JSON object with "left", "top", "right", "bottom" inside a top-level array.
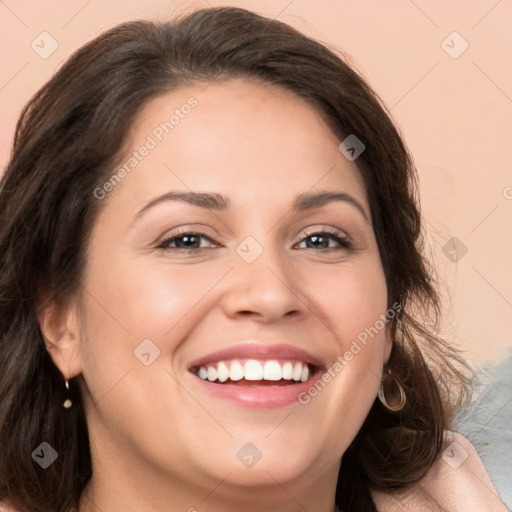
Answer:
[{"left": 190, "top": 434, "right": 326, "bottom": 488}]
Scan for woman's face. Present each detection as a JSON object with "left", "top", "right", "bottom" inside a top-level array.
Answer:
[{"left": 67, "top": 79, "right": 391, "bottom": 497}]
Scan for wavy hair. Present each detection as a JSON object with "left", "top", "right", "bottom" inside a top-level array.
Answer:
[{"left": 0, "top": 7, "right": 471, "bottom": 511}]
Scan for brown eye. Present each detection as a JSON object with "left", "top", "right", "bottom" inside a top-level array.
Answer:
[{"left": 157, "top": 232, "right": 217, "bottom": 251}]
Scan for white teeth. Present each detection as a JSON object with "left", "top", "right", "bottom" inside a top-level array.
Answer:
[
  {"left": 217, "top": 361, "right": 229, "bottom": 383},
  {"left": 229, "top": 361, "right": 244, "bottom": 381},
  {"left": 195, "top": 359, "right": 313, "bottom": 383},
  {"left": 282, "top": 362, "right": 293, "bottom": 380},
  {"left": 292, "top": 363, "right": 303, "bottom": 382},
  {"left": 244, "top": 360, "right": 263, "bottom": 380},
  {"left": 263, "top": 360, "right": 282, "bottom": 381},
  {"left": 207, "top": 366, "right": 217, "bottom": 382}
]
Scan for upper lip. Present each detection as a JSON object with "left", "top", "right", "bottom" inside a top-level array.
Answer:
[{"left": 188, "top": 342, "right": 325, "bottom": 371}]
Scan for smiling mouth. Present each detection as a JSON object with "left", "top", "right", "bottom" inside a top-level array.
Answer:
[{"left": 190, "top": 359, "right": 316, "bottom": 385}]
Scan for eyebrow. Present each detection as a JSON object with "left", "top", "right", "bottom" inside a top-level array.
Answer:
[{"left": 134, "top": 190, "right": 368, "bottom": 223}]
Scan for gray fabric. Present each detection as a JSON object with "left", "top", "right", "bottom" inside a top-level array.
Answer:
[{"left": 453, "top": 351, "right": 512, "bottom": 509}]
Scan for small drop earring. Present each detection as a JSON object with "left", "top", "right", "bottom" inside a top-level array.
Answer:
[{"left": 63, "top": 379, "right": 73, "bottom": 409}]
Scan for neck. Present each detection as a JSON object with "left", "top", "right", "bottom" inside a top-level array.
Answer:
[
  {"left": 78, "top": 480, "right": 340, "bottom": 512},
  {"left": 78, "top": 451, "right": 340, "bottom": 512}
]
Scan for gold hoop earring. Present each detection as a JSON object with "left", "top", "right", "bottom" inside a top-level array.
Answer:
[
  {"left": 63, "top": 379, "right": 73, "bottom": 409},
  {"left": 378, "top": 369, "right": 406, "bottom": 412}
]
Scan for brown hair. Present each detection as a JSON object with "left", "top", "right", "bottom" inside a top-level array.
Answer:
[{"left": 0, "top": 7, "right": 470, "bottom": 511}]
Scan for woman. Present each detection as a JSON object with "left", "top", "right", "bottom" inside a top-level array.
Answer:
[{"left": 0, "top": 7, "right": 507, "bottom": 512}]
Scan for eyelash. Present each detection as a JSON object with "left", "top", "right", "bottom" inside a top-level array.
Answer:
[{"left": 156, "top": 228, "right": 353, "bottom": 252}]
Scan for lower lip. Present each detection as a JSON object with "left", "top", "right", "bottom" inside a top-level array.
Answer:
[{"left": 191, "top": 373, "right": 320, "bottom": 409}]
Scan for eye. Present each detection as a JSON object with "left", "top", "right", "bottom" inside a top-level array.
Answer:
[
  {"left": 156, "top": 229, "right": 352, "bottom": 252},
  {"left": 157, "top": 231, "right": 218, "bottom": 251},
  {"left": 295, "top": 230, "right": 352, "bottom": 251}
]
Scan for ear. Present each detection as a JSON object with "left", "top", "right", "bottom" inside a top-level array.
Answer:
[{"left": 38, "top": 296, "right": 83, "bottom": 380}]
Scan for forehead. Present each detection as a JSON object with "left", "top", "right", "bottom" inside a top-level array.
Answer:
[{"left": 100, "top": 78, "right": 368, "bottom": 218}]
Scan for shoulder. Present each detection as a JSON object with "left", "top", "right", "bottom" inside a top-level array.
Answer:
[{"left": 370, "top": 431, "right": 508, "bottom": 512}]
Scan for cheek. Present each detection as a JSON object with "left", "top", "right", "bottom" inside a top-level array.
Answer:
[
  {"left": 77, "top": 258, "right": 228, "bottom": 369},
  {"left": 302, "top": 258, "right": 388, "bottom": 340},
  {"left": 117, "top": 260, "right": 234, "bottom": 342},
  {"left": 298, "top": 257, "right": 389, "bottom": 402}
]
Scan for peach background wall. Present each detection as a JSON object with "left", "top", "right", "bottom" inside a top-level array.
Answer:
[{"left": 1, "top": 0, "right": 511, "bottom": 365}]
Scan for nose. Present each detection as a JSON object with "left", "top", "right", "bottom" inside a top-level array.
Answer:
[{"left": 220, "top": 242, "right": 304, "bottom": 324}]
